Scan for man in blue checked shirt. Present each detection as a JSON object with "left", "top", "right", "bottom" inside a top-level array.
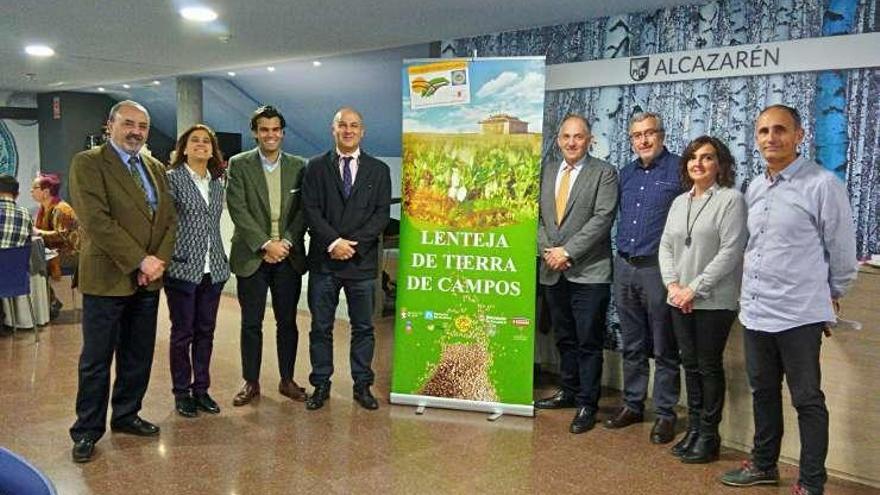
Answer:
[
  {"left": 720, "top": 105, "right": 857, "bottom": 495},
  {"left": 0, "top": 175, "right": 33, "bottom": 249},
  {"left": 604, "top": 112, "right": 683, "bottom": 445}
]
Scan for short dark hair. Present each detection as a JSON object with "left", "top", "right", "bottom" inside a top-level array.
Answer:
[
  {"left": 679, "top": 136, "right": 736, "bottom": 190},
  {"left": 758, "top": 104, "right": 802, "bottom": 128},
  {"left": 34, "top": 172, "right": 62, "bottom": 198},
  {"left": 0, "top": 174, "right": 20, "bottom": 195},
  {"left": 250, "top": 105, "right": 286, "bottom": 131},
  {"left": 170, "top": 124, "right": 226, "bottom": 180}
]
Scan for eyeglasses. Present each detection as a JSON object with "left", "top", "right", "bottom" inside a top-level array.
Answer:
[{"left": 629, "top": 129, "right": 662, "bottom": 141}]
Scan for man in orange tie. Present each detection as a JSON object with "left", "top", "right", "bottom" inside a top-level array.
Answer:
[{"left": 535, "top": 114, "right": 619, "bottom": 433}]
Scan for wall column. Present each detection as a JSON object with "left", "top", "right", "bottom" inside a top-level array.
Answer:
[{"left": 176, "top": 76, "right": 203, "bottom": 137}]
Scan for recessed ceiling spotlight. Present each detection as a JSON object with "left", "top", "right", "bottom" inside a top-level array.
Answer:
[
  {"left": 122, "top": 84, "right": 131, "bottom": 89},
  {"left": 267, "top": 66, "right": 276, "bottom": 72},
  {"left": 152, "top": 80, "right": 161, "bottom": 85},
  {"left": 97, "top": 87, "right": 106, "bottom": 92},
  {"left": 312, "top": 60, "right": 322, "bottom": 67},
  {"left": 227, "top": 71, "right": 236, "bottom": 77},
  {"left": 180, "top": 6, "right": 218, "bottom": 22},
  {"left": 25, "top": 44, "right": 55, "bottom": 57}
]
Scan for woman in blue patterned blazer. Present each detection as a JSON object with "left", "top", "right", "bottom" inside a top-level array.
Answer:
[{"left": 165, "top": 124, "right": 231, "bottom": 418}]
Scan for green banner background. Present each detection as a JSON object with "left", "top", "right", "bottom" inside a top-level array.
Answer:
[{"left": 392, "top": 57, "right": 545, "bottom": 408}]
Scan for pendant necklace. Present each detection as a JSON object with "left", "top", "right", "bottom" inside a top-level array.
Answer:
[{"left": 685, "top": 191, "right": 713, "bottom": 247}]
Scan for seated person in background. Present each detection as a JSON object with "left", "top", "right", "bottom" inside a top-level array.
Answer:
[
  {"left": 31, "top": 173, "right": 80, "bottom": 319},
  {"left": 0, "top": 175, "right": 34, "bottom": 327},
  {"left": 0, "top": 175, "right": 33, "bottom": 248}
]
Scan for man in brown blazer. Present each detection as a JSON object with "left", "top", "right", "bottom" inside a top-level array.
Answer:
[{"left": 68, "top": 100, "right": 176, "bottom": 463}]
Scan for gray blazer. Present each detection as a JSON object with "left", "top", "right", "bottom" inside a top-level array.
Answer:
[
  {"left": 165, "top": 166, "right": 230, "bottom": 286},
  {"left": 538, "top": 155, "right": 619, "bottom": 285}
]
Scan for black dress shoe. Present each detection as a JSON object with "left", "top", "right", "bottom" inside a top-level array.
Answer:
[
  {"left": 534, "top": 389, "right": 576, "bottom": 409},
  {"left": 353, "top": 385, "right": 379, "bottom": 410},
  {"left": 650, "top": 417, "right": 676, "bottom": 444},
  {"left": 193, "top": 393, "right": 220, "bottom": 414},
  {"left": 569, "top": 407, "right": 596, "bottom": 434},
  {"left": 175, "top": 395, "right": 198, "bottom": 418},
  {"left": 671, "top": 428, "right": 700, "bottom": 457},
  {"left": 111, "top": 417, "right": 160, "bottom": 437},
  {"left": 603, "top": 407, "right": 644, "bottom": 429},
  {"left": 306, "top": 383, "right": 331, "bottom": 410},
  {"left": 72, "top": 438, "right": 95, "bottom": 463},
  {"left": 681, "top": 435, "right": 720, "bottom": 463}
]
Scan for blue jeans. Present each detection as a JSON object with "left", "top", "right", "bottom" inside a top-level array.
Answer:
[
  {"left": 613, "top": 256, "right": 680, "bottom": 418},
  {"left": 307, "top": 272, "right": 376, "bottom": 387}
]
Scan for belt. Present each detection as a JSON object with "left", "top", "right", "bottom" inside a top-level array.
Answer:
[{"left": 619, "top": 253, "right": 658, "bottom": 267}]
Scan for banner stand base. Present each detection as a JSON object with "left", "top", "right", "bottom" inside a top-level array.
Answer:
[{"left": 390, "top": 393, "right": 534, "bottom": 418}]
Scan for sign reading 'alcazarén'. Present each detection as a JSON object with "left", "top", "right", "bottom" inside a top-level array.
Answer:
[{"left": 547, "top": 32, "right": 880, "bottom": 90}]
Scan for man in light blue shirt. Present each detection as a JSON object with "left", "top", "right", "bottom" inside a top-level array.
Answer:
[{"left": 721, "top": 105, "right": 857, "bottom": 495}]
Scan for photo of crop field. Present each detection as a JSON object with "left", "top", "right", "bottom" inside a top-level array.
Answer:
[{"left": 402, "top": 132, "right": 541, "bottom": 229}]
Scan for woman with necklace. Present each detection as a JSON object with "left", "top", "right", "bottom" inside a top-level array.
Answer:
[
  {"left": 165, "top": 124, "right": 230, "bottom": 418},
  {"left": 658, "top": 136, "right": 747, "bottom": 463}
]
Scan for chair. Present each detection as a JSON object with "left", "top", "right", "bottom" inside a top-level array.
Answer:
[
  {"left": 0, "top": 244, "right": 40, "bottom": 342},
  {"left": 0, "top": 447, "right": 57, "bottom": 495},
  {"left": 59, "top": 260, "right": 79, "bottom": 324}
]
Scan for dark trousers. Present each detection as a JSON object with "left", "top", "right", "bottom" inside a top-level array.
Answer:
[
  {"left": 671, "top": 308, "right": 735, "bottom": 436},
  {"left": 308, "top": 272, "right": 375, "bottom": 387},
  {"left": 613, "top": 256, "right": 680, "bottom": 418},
  {"left": 236, "top": 261, "right": 302, "bottom": 382},
  {"left": 745, "top": 323, "right": 828, "bottom": 492},
  {"left": 70, "top": 289, "right": 160, "bottom": 442},
  {"left": 544, "top": 279, "right": 609, "bottom": 412},
  {"left": 165, "top": 275, "right": 224, "bottom": 397}
]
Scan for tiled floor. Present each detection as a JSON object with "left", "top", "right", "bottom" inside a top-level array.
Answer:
[{"left": 1, "top": 285, "right": 876, "bottom": 494}]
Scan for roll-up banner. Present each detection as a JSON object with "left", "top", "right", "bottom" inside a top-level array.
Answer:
[{"left": 391, "top": 57, "right": 545, "bottom": 417}]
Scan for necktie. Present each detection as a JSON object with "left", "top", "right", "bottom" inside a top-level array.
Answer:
[
  {"left": 127, "top": 155, "right": 152, "bottom": 211},
  {"left": 555, "top": 164, "right": 573, "bottom": 225},
  {"left": 342, "top": 156, "right": 353, "bottom": 198}
]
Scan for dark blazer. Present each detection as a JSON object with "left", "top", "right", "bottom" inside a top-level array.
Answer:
[
  {"left": 225, "top": 148, "right": 307, "bottom": 277},
  {"left": 69, "top": 143, "right": 177, "bottom": 296},
  {"left": 165, "top": 166, "right": 230, "bottom": 288},
  {"left": 537, "top": 155, "right": 618, "bottom": 286},
  {"left": 302, "top": 149, "right": 391, "bottom": 280}
]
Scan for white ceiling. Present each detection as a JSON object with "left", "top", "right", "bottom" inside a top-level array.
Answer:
[{"left": 0, "top": 0, "right": 692, "bottom": 93}]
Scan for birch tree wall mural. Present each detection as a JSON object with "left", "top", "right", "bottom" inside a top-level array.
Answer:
[{"left": 454, "top": 0, "right": 879, "bottom": 350}]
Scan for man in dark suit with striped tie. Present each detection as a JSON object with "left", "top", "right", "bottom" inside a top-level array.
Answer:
[
  {"left": 302, "top": 107, "right": 391, "bottom": 411},
  {"left": 68, "top": 100, "right": 177, "bottom": 463}
]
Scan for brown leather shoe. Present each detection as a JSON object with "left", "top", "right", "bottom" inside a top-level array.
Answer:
[
  {"left": 278, "top": 379, "right": 308, "bottom": 402},
  {"left": 232, "top": 381, "right": 260, "bottom": 407},
  {"left": 603, "top": 406, "right": 644, "bottom": 429}
]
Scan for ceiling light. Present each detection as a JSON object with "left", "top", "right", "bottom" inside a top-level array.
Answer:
[
  {"left": 25, "top": 44, "right": 55, "bottom": 57},
  {"left": 312, "top": 61, "right": 322, "bottom": 67},
  {"left": 122, "top": 84, "right": 131, "bottom": 89},
  {"left": 267, "top": 66, "right": 275, "bottom": 72},
  {"left": 97, "top": 87, "right": 106, "bottom": 92},
  {"left": 227, "top": 71, "right": 236, "bottom": 77},
  {"left": 180, "top": 6, "right": 218, "bottom": 22},
  {"left": 152, "top": 80, "right": 161, "bottom": 85}
]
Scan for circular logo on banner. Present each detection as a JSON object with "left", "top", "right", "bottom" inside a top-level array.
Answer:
[{"left": 0, "top": 120, "right": 19, "bottom": 176}]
